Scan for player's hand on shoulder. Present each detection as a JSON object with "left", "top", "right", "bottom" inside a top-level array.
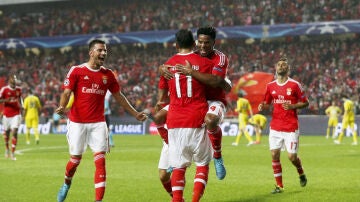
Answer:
[
  {"left": 176, "top": 60, "right": 193, "bottom": 76},
  {"left": 159, "top": 64, "right": 174, "bottom": 79}
]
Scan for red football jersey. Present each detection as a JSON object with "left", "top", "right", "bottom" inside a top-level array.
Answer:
[
  {"left": 163, "top": 52, "right": 214, "bottom": 128},
  {"left": 0, "top": 85, "right": 22, "bottom": 117},
  {"left": 203, "top": 49, "right": 229, "bottom": 106},
  {"left": 63, "top": 63, "right": 120, "bottom": 123},
  {"left": 263, "top": 78, "right": 308, "bottom": 132}
]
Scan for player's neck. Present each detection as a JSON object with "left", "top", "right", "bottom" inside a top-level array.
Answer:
[
  {"left": 178, "top": 48, "right": 192, "bottom": 54},
  {"left": 277, "top": 76, "right": 288, "bottom": 84},
  {"left": 86, "top": 62, "right": 100, "bottom": 70}
]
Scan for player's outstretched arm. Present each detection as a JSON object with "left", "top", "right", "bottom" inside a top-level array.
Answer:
[{"left": 113, "top": 91, "right": 147, "bottom": 121}]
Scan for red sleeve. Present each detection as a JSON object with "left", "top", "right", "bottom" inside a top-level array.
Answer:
[{"left": 158, "top": 76, "right": 168, "bottom": 90}]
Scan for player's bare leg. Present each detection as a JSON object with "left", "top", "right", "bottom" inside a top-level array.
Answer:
[{"left": 159, "top": 169, "right": 172, "bottom": 197}]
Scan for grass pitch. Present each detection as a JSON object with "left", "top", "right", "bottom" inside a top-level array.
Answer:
[{"left": 0, "top": 134, "right": 359, "bottom": 202}]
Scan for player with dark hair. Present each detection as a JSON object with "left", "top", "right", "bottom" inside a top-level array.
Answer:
[
  {"left": 258, "top": 57, "right": 309, "bottom": 193},
  {"left": 56, "top": 39, "right": 147, "bottom": 202},
  {"left": 0, "top": 74, "right": 22, "bottom": 160},
  {"left": 160, "top": 29, "right": 228, "bottom": 202},
  {"left": 156, "top": 26, "right": 230, "bottom": 183}
]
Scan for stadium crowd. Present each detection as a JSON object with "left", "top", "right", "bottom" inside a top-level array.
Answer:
[
  {"left": 0, "top": 0, "right": 359, "bottom": 38},
  {"left": 0, "top": 0, "right": 359, "bottom": 121},
  {"left": 1, "top": 34, "right": 359, "bottom": 120}
]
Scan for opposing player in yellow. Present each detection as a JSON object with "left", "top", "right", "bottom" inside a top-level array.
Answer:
[
  {"left": 325, "top": 101, "right": 341, "bottom": 139},
  {"left": 334, "top": 96, "right": 358, "bottom": 145},
  {"left": 248, "top": 113, "right": 267, "bottom": 144},
  {"left": 232, "top": 90, "right": 254, "bottom": 146},
  {"left": 23, "top": 89, "right": 42, "bottom": 145}
]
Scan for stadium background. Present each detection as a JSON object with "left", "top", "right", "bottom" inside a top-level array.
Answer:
[{"left": 0, "top": 0, "right": 359, "bottom": 136}]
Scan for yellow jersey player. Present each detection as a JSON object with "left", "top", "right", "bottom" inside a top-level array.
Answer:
[
  {"left": 334, "top": 96, "right": 358, "bottom": 145},
  {"left": 248, "top": 114, "right": 267, "bottom": 144},
  {"left": 232, "top": 90, "right": 254, "bottom": 146},
  {"left": 325, "top": 101, "right": 341, "bottom": 139},
  {"left": 23, "top": 89, "right": 42, "bottom": 145}
]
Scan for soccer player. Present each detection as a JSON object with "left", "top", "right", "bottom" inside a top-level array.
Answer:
[
  {"left": 334, "top": 96, "right": 358, "bottom": 145},
  {"left": 0, "top": 74, "right": 22, "bottom": 160},
  {"left": 157, "top": 26, "right": 230, "bottom": 180},
  {"left": 232, "top": 90, "right": 254, "bottom": 146},
  {"left": 248, "top": 113, "right": 268, "bottom": 144},
  {"left": 162, "top": 29, "right": 226, "bottom": 202},
  {"left": 325, "top": 101, "right": 341, "bottom": 139},
  {"left": 258, "top": 57, "right": 309, "bottom": 194},
  {"left": 56, "top": 39, "right": 147, "bottom": 202},
  {"left": 23, "top": 89, "right": 42, "bottom": 145}
]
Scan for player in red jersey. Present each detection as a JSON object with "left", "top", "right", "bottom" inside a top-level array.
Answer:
[
  {"left": 55, "top": 39, "right": 147, "bottom": 202},
  {"left": 155, "top": 27, "right": 230, "bottom": 185},
  {"left": 161, "top": 29, "right": 227, "bottom": 202},
  {"left": 258, "top": 57, "right": 309, "bottom": 194},
  {"left": 0, "top": 74, "right": 22, "bottom": 160}
]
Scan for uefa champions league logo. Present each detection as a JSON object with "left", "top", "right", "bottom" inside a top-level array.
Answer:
[
  {"left": 87, "top": 33, "right": 122, "bottom": 45},
  {"left": 305, "top": 22, "right": 350, "bottom": 34},
  {"left": 0, "top": 38, "right": 27, "bottom": 49}
]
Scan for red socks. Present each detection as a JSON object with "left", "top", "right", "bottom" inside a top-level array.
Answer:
[
  {"left": 171, "top": 168, "right": 186, "bottom": 202},
  {"left": 192, "top": 165, "right": 209, "bottom": 202},
  {"left": 207, "top": 126, "right": 222, "bottom": 158},
  {"left": 65, "top": 156, "right": 82, "bottom": 184},
  {"left": 162, "top": 179, "right": 172, "bottom": 196},
  {"left": 11, "top": 137, "right": 17, "bottom": 153},
  {"left": 94, "top": 152, "right": 106, "bottom": 201},
  {"left": 272, "top": 160, "right": 283, "bottom": 188}
]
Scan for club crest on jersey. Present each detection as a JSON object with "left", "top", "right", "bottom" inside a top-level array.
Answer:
[
  {"left": 102, "top": 76, "right": 108, "bottom": 84},
  {"left": 286, "top": 88, "right": 292, "bottom": 95}
]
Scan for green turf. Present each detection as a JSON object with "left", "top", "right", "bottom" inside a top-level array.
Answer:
[{"left": 0, "top": 134, "right": 359, "bottom": 202}]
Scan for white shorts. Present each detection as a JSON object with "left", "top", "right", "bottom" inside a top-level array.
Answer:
[
  {"left": 269, "top": 129, "right": 300, "bottom": 154},
  {"left": 158, "top": 141, "right": 169, "bottom": 169},
  {"left": 2, "top": 114, "right": 22, "bottom": 130},
  {"left": 66, "top": 120, "right": 108, "bottom": 155},
  {"left": 207, "top": 101, "right": 226, "bottom": 123},
  {"left": 168, "top": 127, "right": 212, "bottom": 168}
]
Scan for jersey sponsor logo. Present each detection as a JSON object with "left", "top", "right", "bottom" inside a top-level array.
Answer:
[
  {"left": 273, "top": 99, "right": 291, "bottom": 104},
  {"left": 82, "top": 83, "right": 105, "bottom": 95}
]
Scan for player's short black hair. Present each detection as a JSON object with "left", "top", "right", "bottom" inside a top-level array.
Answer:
[
  {"left": 88, "top": 39, "right": 106, "bottom": 51},
  {"left": 197, "top": 26, "right": 216, "bottom": 40},
  {"left": 175, "top": 29, "right": 195, "bottom": 49}
]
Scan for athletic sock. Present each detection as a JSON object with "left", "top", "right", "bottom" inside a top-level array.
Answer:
[
  {"left": 94, "top": 152, "right": 106, "bottom": 201},
  {"left": 11, "top": 137, "right": 17, "bottom": 153},
  {"left": 295, "top": 157, "right": 304, "bottom": 175},
  {"left": 3, "top": 134, "right": 9, "bottom": 151},
  {"left": 171, "top": 168, "right": 186, "bottom": 202},
  {"left": 192, "top": 165, "right": 209, "bottom": 202},
  {"left": 64, "top": 156, "right": 82, "bottom": 185},
  {"left": 161, "top": 179, "right": 172, "bottom": 196},
  {"left": 272, "top": 160, "right": 283, "bottom": 188},
  {"left": 207, "top": 126, "right": 222, "bottom": 158}
]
